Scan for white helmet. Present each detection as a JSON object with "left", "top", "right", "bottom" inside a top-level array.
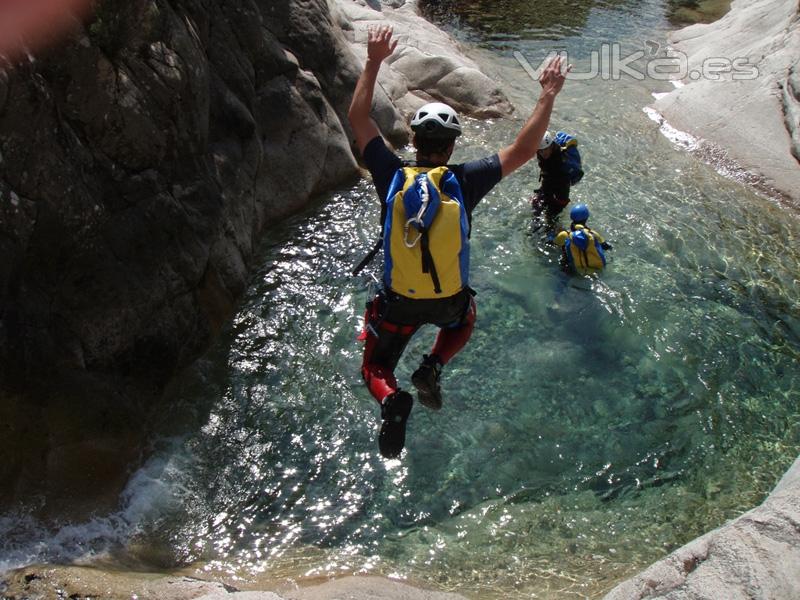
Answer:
[
  {"left": 539, "top": 130, "right": 554, "bottom": 150},
  {"left": 410, "top": 102, "right": 462, "bottom": 139}
]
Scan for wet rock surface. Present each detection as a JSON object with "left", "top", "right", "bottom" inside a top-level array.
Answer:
[
  {"left": 603, "top": 456, "right": 800, "bottom": 600},
  {"left": 0, "top": 0, "right": 358, "bottom": 517},
  {"left": 1, "top": 566, "right": 237, "bottom": 600},
  {"left": 0, "top": 568, "right": 468, "bottom": 600}
]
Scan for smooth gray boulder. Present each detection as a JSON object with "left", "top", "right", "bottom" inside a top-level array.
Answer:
[
  {"left": 603, "top": 455, "right": 800, "bottom": 599},
  {"left": 652, "top": 0, "right": 800, "bottom": 201},
  {"left": 333, "top": 0, "right": 514, "bottom": 119}
]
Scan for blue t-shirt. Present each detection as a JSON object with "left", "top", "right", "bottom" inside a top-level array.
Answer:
[{"left": 362, "top": 136, "right": 502, "bottom": 223}]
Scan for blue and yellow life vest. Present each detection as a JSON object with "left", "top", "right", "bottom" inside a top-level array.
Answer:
[
  {"left": 383, "top": 166, "right": 469, "bottom": 299},
  {"left": 555, "top": 224, "right": 606, "bottom": 274}
]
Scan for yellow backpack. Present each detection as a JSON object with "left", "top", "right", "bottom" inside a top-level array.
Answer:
[
  {"left": 556, "top": 224, "right": 607, "bottom": 274},
  {"left": 382, "top": 166, "right": 469, "bottom": 298}
]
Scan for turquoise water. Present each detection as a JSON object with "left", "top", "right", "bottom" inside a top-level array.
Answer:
[{"left": 2, "top": 1, "right": 800, "bottom": 598}]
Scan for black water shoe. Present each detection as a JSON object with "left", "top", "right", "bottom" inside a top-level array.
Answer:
[
  {"left": 379, "top": 390, "right": 413, "bottom": 458},
  {"left": 412, "top": 354, "right": 443, "bottom": 411}
]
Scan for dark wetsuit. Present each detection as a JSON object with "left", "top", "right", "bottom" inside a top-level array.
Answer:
[
  {"left": 359, "top": 136, "right": 502, "bottom": 403},
  {"left": 532, "top": 145, "right": 572, "bottom": 216}
]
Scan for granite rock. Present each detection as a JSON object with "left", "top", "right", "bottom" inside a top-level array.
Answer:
[
  {"left": 603, "top": 455, "right": 800, "bottom": 600},
  {"left": 652, "top": 0, "right": 800, "bottom": 201}
]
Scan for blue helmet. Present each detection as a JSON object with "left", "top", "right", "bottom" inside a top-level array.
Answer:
[{"left": 570, "top": 203, "right": 590, "bottom": 223}]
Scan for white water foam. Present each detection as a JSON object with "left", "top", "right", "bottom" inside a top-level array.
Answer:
[
  {"left": 642, "top": 106, "right": 700, "bottom": 151},
  {"left": 642, "top": 106, "right": 781, "bottom": 199},
  {"left": 0, "top": 440, "right": 189, "bottom": 575}
]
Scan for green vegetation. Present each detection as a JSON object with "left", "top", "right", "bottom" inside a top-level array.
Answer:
[{"left": 666, "top": 0, "right": 732, "bottom": 25}]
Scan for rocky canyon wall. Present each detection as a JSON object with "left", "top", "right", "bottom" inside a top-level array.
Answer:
[{"left": 0, "top": 0, "right": 511, "bottom": 515}]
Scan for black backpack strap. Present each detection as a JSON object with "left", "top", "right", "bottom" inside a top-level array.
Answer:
[
  {"left": 352, "top": 236, "right": 383, "bottom": 276},
  {"left": 419, "top": 230, "right": 442, "bottom": 294},
  {"left": 353, "top": 162, "right": 416, "bottom": 278}
]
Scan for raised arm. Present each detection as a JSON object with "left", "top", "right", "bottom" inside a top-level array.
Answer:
[
  {"left": 348, "top": 25, "right": 398, "bottom": 155},
  {"left": 498, "top": 56, "right": 571, "bottom": 178}
]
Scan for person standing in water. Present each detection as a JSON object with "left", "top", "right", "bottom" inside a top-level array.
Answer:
[
  {"left": 531, "top": 130, "right": 584, "bottom": 231},
  {"left": 348, "top": 25, "right": 570, "bottom": 458},
  {"left": 554, "top": 203, "right": 612, "bottom": 274}
]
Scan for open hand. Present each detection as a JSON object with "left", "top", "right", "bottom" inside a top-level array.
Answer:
[
  {"left": 539, "top": 55, "right": 572, "bottom": 96},
  {"left": 367, "top": 25, "right": 398, "bottom": 63}
]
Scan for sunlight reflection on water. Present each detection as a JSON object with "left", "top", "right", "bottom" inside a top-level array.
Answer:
[{"left": 147, "top": 133, "right": 799, "bottom": 597}]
